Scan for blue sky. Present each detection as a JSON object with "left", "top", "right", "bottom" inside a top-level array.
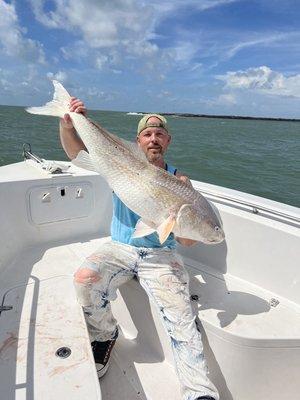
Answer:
[{"left": 1, "top": 0, "right": 300, "bottom": 117}]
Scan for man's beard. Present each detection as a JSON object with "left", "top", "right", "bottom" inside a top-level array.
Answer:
[{"left": 146, "top": 149, "right": 164, "bottom": 163}]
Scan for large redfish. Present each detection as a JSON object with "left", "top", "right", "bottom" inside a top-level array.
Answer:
[{"left": 27, "top": 81, "right": 225, "bottom": 245}]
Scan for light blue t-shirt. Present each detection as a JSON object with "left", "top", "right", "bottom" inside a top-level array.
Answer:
[{"left": 111, "top": 164, "right": 178, "bottom": 248}]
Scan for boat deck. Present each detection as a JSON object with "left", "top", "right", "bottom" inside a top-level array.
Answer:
[{"left": 1, "top": 237, "right": 300, "bottom": 400}]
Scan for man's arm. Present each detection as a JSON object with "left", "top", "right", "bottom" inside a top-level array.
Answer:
[
  {"left": 59, "top": 97, "right": 88, "bottom": 160},
  {"left": 175, "top": 172, "right": 198, "bottom": 247}
]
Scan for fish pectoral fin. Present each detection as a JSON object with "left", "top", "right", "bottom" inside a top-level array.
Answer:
[
  {"left": 157, "top": 215, "right": 176, "bottom": 244},
  {"left": 72, "top": 150, "right": 99, "bottom": 173},
  {"left": 132, "top": 219, "right": 156, "bottom": 238}
]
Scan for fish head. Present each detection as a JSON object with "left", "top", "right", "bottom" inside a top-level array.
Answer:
[{"left": 176, "top": 203, "right": 225, "bottom": 244}]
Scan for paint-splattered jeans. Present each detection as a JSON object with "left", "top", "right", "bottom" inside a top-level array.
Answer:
[{"left": 74, "top": 240, "right": 219, "bottom": 400}]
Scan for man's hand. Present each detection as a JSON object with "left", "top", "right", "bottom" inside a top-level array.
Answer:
[
  {"left": 177, "top": 173, "right": 193, "bottom": 187},
  {"left": 60, "top": 97, "right": 87, "bottom": 129},
  {"left": 59, "top": 96, "right": 87, "bottom": 159}
]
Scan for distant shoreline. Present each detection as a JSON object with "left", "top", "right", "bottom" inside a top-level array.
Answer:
[
  {"left": 138, "top": 112, "right": 300, "bottom": 122},
  {"left": 1, "top": 104, "right": 299, "bottom": 122}
]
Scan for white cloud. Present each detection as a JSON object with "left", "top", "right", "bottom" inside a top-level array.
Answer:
[
  {"left": 196, "top": 0, "right": 240, "bottom": 10},
  {"left": 217, "top": 66, "right": 300, "bottom": 97},
  {"left": 29, "top": 0, "right": 240, "bottom": 70},
  {"left": 60, "top": 41, "right": 119, "bottom": 73},
  {"left": 31, "top": 0, "right": 165, "bottom": 74},
  {"left": 0, "top": 65, "right": 44, "bottom": 101},
  {"left": 95, "top": 55, "right": 109, "bottom": 70},
  {"left": 124, "top": 40, "right": 159, "bottom": 58},
  {"left": 29, "top": 0, "right": 153, "bottom": 49},
  {"left": 157, "top": 90, "right": 172, "bottom": 99},
  {"left": 225, "top": 32, "right": 296, "bottom": 60},
  {"left": 46, "top": 71, "right": 68, "bottom": 83},
  {"left": 172, "top": 41, "right": 199, "bottom": 65},
  {"left": 60, "top": 41, "right": 89, "bottom": 61},
  {"left": 190, "top": 63, "right": 203, "bottom": 72},
  {"left": 217, "top": 93, "right": 237, "bottom": 105},
  {"left": 149, "top": 0, "right": 239, "bottom": 14},
  {"left": 78, "top": 86, "right": 118, "bottom": 102},
  {"left": 0, "top": 77, "right": 10, "bottom": 91},
  {"left": 0, "top": 0, "right": 45, "bottom": 63}
]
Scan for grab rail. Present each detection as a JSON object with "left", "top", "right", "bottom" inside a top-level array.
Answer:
[{"left": 22, "top": 142, "right": 44, "bottom": 164}]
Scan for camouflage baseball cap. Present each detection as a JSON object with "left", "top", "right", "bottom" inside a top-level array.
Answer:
[{"left": 137, "top": 114, "right": 169, "bottom": 136}]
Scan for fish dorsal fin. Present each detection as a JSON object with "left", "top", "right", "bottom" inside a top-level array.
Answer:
[
  {"left": 106, "top": 132, "right": 148, "bottom": 163},
  {"left": 71, "top": 150, "right": 99, "bottom": 172},
  {"left": 132, "top": 218, "right": 156, "bottom": 238},
  {"left": 122, "top": 140, "right": 148, "bottom": 163},
  {"left": 157, "top": 215, "right": 176, "bottom": 244},
  {"left": 89, "top": 120, "right": 148, "bottom": 163}
]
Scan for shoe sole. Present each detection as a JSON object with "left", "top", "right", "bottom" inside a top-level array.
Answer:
[{"left": 96, "top": 359, "right": 110, "bottom": 379}]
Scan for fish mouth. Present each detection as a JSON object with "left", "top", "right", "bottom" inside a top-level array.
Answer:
[{"left": 204, "top": 236, "right": 225, "bottom": 244}]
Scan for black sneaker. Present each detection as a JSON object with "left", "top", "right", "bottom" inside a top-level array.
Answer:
[
  {"left": 196, "top": 397, "right": 216, "bottom": 400},
  {"left": 91, "top": 334, "right": 118, "bottom": 378}
]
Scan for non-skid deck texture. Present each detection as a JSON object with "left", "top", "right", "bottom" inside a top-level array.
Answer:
[
  {"left": 0, "top": 238, "right": 181, "bottom": 400},
  {"left": 1, "top": 237, "right": 299, "bottom": 400},
  {"left": 0, "top": 275, "right": 101, "bottom": 400}
]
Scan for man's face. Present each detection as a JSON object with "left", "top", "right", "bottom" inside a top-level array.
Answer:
[{"left": 137, "top": 117, "right": 171, "bottom": 163}]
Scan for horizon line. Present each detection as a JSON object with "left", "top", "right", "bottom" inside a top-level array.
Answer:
[{"left": 1, "top": 104, "right": 299, "bottom": 122}]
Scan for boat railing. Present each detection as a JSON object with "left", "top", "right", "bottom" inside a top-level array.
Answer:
[{"left": 193, "top": 185, "right": 300, "bottom": 226}]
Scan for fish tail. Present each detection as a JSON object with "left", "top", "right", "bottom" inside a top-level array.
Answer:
[{"left": 26, "top": 80, "right": 71, "bottom": 118}]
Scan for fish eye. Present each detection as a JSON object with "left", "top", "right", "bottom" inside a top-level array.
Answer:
[{"left": 214, "top": 226, "right": 220, "bottom": 232}]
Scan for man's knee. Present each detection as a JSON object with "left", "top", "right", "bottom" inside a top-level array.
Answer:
[{"left": 74, "top": 268, "right": 101, "bottom": 284}]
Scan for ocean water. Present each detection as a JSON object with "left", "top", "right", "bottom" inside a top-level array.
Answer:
[{"left": 0, "top": 105, "right": 299, "bottom": 208}]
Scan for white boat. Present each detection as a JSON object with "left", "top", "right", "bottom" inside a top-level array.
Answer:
[
  {"left": 126, "top": 112, "right": 145, "bottom": 116},
  {"left": 0, "top": 155, "right": 299, "bottom": 400}
]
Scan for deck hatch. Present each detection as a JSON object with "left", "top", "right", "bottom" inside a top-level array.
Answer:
[{"left": 27, "top": 182, "right": 94, "bottom": 224}]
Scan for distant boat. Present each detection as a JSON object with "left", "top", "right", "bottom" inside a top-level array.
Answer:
[{"left": 126, "top": 112, "right": 145, "bottom": 116}]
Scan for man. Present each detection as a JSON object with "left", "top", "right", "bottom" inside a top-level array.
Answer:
[{"left": 59, "top": 96, "right": 219, "bottom": 400}]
